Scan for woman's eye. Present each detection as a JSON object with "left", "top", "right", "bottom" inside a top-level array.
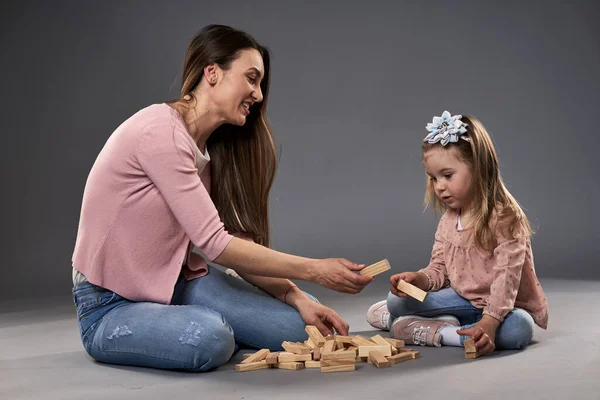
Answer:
[
  {"left": 248, "top": 77, "right": 256, "bottom": 84},
  {"left": 444, "top": 174, "right": 452, "bottom": 179}
]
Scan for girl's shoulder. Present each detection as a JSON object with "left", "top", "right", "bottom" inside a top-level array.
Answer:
[{"left": 489, "top": 204, "right": 531, "bottom": 243}]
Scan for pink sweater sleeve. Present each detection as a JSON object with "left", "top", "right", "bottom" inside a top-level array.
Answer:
[
  {"left": 483, "top": 235, "right": 527, "bottom": 322},
  {"left": 136, "top": 124, "right": 233, "bottom": 261},
  {"left": 419, "top": 225, "right": 450, "bottom": 291}
]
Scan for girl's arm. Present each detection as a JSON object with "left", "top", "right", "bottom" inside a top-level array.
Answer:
[
  {"left": 418, "top": 229, "right": 450, "bottom": 291},
  {"left": 483, "top": 236, "right": 528, "bottom": 322}
]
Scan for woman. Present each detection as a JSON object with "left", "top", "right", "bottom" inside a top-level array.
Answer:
[{"left": 71, "top": 24, "right": 372, "bottom": 372}]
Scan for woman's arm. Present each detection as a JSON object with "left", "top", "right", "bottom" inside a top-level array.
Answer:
[
  {"left": 237, "top": 273, "right": 307, "bottom": 307},
  {"left": 214, "top": 238, "right": 372, "bottom": 294}
]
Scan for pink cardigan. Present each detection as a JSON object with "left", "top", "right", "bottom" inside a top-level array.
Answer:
[{"left": 72, "top": 104, "right": 234, "bottom": 304}]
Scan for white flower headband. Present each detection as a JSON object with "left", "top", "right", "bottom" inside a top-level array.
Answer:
[{"left": 423, "top": 110, "right": 469, "bottom": 146}]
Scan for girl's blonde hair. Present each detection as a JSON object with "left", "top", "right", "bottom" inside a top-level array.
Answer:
[{"left": 422, "top": 115, "right": 533, "bottom": 251}]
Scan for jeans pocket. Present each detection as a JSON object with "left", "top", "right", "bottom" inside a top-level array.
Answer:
[{"left": 73, "top": 283, "right": 119, "bottom": 320}]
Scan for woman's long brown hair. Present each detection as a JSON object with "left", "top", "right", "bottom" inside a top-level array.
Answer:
[{"left": 173, "top": 25, "right": 276, "bottom": 247}]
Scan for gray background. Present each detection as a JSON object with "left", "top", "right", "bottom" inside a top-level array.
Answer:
[{"left": 1, "top": 0, "right": 598, "bottom": 303}]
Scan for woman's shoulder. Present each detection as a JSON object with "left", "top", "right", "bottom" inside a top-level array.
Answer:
[{"left": 127, "top": 103, "right": 182, "bottom": 130}]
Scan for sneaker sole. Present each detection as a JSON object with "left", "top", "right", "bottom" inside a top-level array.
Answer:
[{"left": 391, "top": 314, "right": 460, "bottom": 328}]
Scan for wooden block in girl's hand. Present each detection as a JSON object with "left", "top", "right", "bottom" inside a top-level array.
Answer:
[
  {"left": 305, "top": 325, "right": 326, "bottom": 347},
  {"left": 464, "top": 337, "right": 481, "bottom": 359},
  {"left": 359, "top": 259, "right": 391, "bottom": 277},
  {"left": 396, "top": 279, "right": 428, "bottom": 302}
]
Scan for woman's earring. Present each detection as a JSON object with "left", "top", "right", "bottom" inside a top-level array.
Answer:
[{"left": 211, "top": 76, "right": 216, "bottom": 83}]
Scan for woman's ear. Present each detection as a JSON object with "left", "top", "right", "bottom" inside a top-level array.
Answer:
[{"left": 204, "top": 63, "right": 219, "bottom": 85}]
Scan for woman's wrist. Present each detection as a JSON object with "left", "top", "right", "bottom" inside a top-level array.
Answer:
[{"left": 283, "top": 285, "right": 309, "bottom": 309}]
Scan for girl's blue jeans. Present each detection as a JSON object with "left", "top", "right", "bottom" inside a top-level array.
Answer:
[
  {"left": 386, "top": 287, "right": 535, "bottom": 350},
  {"left": 72, "top": 266, "right": 317, "bottom": 371}
]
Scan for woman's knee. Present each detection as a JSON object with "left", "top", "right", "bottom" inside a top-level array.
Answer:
[
  {"left": 179, "top": 309, "right": 236, "bottom": 372},
  {"left": 496, "top": 309, "right": 535, "bottom": 350}
]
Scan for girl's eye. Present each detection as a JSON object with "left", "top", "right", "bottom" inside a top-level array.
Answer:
[
  {"left": 429, "top": 177, "right": 437, "bottom": 182},
  {"left": 444, "top": 174, "right": 453, "bottom": 179}
]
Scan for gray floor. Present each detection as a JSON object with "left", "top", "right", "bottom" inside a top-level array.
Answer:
[{"left": 1, "top": 278, "right": 599, "bottom": 400}]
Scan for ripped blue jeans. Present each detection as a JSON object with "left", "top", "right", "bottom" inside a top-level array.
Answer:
[{"left": 73, "top": 266, "right": 317, "bottom": 372}]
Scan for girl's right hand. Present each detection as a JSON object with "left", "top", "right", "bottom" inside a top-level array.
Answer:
[
  {"left": 390, "top": 272, "right": 428, "bottom": 297},
  {"left": 311, "top": 258, "right": 373, "bottom": 294}
]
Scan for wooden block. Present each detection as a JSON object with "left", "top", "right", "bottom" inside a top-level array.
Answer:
[
  {"left": 313, "top": 345, "right": 321, "bottom": 361},
  {"left": 323, "top": 339, "right": 336, "bottom": 353},
  {"left": 305, "top": 360, "right": 321, "bottom": 368},
  {"left": 322, "top": 350, "right": 357, "bottom": 360},
  {"left": 321, "top": 359, "right": 356, "bottom": 373},
  {"left": 278, "top": 352, "right": 312, "bottom": 362},
  {"left": 281, "top": 341, "right": 312, "bottom": 355},
  {"left": 368, "top": 350, "right": 390, "bottom": 368},
  {"left": 358, "top": 345, "right": 392, "bottom": 357},
  {"left": 240, "top": 349, "right": 270, "bottom": 364},
  {"left": 334, "top": 335, "right": 355, "bottom": 346},
  {"left": 235, "top": 360, "right": 268, "bottom": 372},
  {"left": 266, "top": 351, "right": 280, "bottom": 366},
  {"left": 304, "top": 338, "right": 316, "bottom": 349},
  {"left": 360, "top": 259, "right": 391, "bottom": 277},
  {"left": 351, "top": 335, "right": 377, "bottom": 347},
  {"left": 464, "top": 337, "right": 481, "bottom": 359},
  {"left": 385, "top": 338, "right": 405, "bottom": 348},
  {"left": 276, "top": 361, "right": 305, "bottom": 370},
  {"left": 396, "top": 279, "right": 428, "bottom": 302},
  {"left": 370, "top": 334, "right": 395, "bottom": 352},
  {"left": 305, "top": 325, "right": 326, "bottom": 347},
  {"left": 387, "top": 352, "right": 413, "bottom": 365}
]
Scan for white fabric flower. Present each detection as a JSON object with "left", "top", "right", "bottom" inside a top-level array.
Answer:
[{"left": 424, "top": 110, "right": 468, "bottom": 146}]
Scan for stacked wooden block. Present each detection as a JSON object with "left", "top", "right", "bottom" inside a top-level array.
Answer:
[{"left": 236, "top": 326, "right": 420, "bottom": 373}]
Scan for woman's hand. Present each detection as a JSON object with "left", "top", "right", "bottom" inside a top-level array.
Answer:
[
  {"left": 295, "top": 298, "right": 350, "bottom": 336},
  {"left": 390, "top": 271, "right": 429, "bottom": 297},
  {"left": 457, "top": 315, "right": 500, "bottom": 355},
  {"left": 311, "top": 258, "right": 373, "bottom": 294}
]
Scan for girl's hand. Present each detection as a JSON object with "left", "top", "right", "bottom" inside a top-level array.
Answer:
[
  {"left": 312, "top": 258, "right": 373, "bottom": 294},
  {"left": 457, "top": 315, "right": 501, "bottom": 355},
  {"left": 295, "top": 299, "right": 349, "bottom": 336},
  {"left": 390, "top": 272, "right": 429, "bottom": 297}
]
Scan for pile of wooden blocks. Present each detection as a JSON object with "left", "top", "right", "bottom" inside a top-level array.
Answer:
[{"left": 236, "top": 325, "right": 420, "bottom": 373}]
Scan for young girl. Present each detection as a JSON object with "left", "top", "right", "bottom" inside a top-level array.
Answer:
[{"left": 367, "top": 111, "right": 548, "bottom": 355}]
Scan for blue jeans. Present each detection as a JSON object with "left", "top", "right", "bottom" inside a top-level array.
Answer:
[
  {"left": 386, "top": 287, "right": 535, "bottom": 350},
  {"left": 72, "top": 266, "right": 317, "bottom": 372}
]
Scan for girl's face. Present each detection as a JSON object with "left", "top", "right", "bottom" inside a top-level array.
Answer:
[
  {"left": 211, "top": 48, "right": 264, "bottom": 126},
  {"left": 423, "top": 147, "right": 473, "bottom": 211}
]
